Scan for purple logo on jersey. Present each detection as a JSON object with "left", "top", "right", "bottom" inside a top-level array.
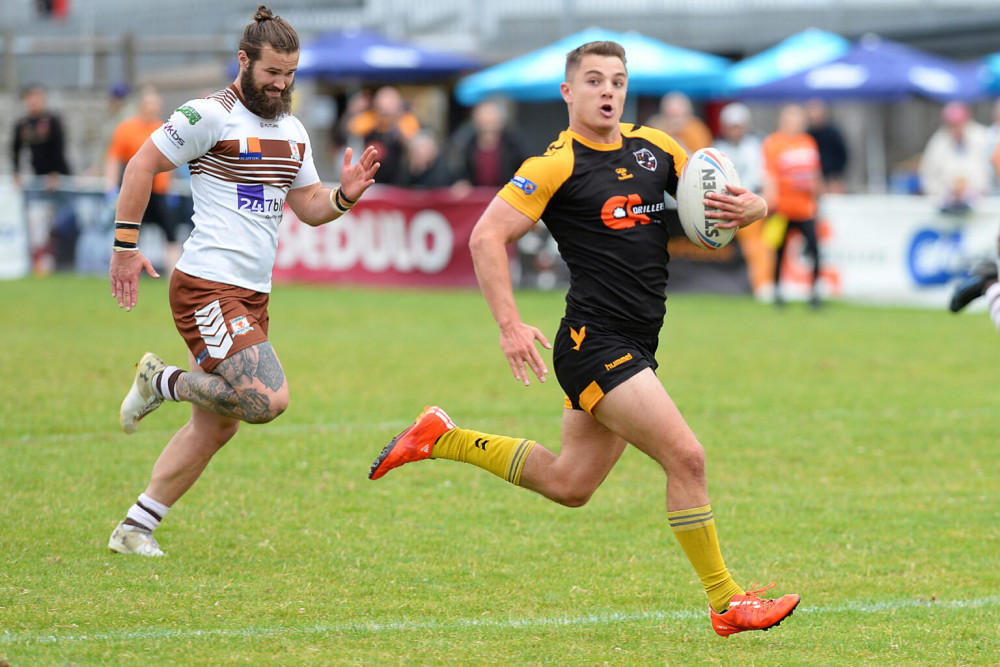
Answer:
[
  {"left": 237, "top": 184, "right": 266, "bottom": 212},
  {"left": 511, "top": 175, "right": 536, "bottom": 194},
  {"left": 161, "top": 124, "right": 185, "bottom": 148},
  {"left": 633, "top": 148, "right": 657, "bottom": 171}
]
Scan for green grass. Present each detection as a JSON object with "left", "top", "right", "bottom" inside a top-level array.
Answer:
[{"left": 1, "top": 274, "right": 999, "bottom": 666}]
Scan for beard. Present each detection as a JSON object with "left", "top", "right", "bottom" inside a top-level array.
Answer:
[{"left": 240, "top": 65, "right": 294, "bottom": 120}]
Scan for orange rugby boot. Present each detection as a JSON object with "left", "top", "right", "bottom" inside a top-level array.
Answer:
[
  {"left": 368, "top": 406, "right": 456, "bottom": 480},
  {"left": 709, "top": 582, "right": 800, "bottom": 637}
]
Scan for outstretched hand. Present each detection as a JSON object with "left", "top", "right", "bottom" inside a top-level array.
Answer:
[
  {"left": 110, "top": 250, "right": 159, "bottom": 312},
  {"left": 339, "top": 145, "right": 381, "bottom": 202},
  {"left": 499, "top": 322, "right": 551, "bottom": 386},
  {"left": 705, "top": 183, "right": 768, "bottom": 229}
]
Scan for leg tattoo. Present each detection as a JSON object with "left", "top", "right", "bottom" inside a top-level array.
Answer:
[{"left": 177, "top": 343, "right": 286, "bottom": 422}]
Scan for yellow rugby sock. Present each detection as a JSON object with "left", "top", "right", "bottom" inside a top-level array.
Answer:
[
  {"left": 431, "top": 428, "right": 535, "bottom": 486},
  {"left": 668, "top": 505, "right": 744, "bottom": 613}
]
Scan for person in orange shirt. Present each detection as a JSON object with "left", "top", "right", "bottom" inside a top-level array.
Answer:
[
  {"left": 762, "top": 103, "right": 823, "bottom": 308},
  {"left": 104, "top": 85, "right": 181, "bottom": 272},
  {"left": 644, "top": 91, "right": 713, "bottom": 154},
  {"left": 346, "top": 86, "right": 420, "bottom": 185}
]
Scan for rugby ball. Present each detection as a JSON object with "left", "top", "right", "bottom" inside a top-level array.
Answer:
[{"left": 676, "top": 147, "right": 741, "bottom": 250}]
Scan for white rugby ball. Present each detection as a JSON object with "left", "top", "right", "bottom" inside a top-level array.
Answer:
[{"left": 676, "top": 147, "right": 741, "bottom": 251}]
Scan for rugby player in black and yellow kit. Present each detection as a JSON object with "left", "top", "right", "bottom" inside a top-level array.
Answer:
[{"left": 369, "top": 40, "right": 800, "bottom": 637}]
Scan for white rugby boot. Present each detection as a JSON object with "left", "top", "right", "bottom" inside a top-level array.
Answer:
[
  {"left": 119, "top": 352, "right": 167, "bottom": 434},
  {"left": 108, "top": 521, "right": 165, "bottom": 557}
]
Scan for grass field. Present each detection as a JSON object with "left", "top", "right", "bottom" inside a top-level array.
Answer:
[{"left": 1, "top": 274, "right": 999, "bottom": 666}]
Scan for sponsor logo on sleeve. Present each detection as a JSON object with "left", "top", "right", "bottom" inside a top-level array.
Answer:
[
  {"left": 161, "top": 123, "right": 185, "bottom": 147},
  {"left": 176, "top": 105, "right": 202, "bottom": 125},
  {"left": 511, "top": 175, "right": 536, "bottom": 194}
]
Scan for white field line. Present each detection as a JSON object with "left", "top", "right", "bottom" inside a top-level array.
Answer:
[
  {"left": 0, "top": 420, "right": 410, "bottom": 447},
  {"left": 3, "top": 403, "right": 991, "bottom": 447},
  {"left": 3, "top": 595, "right": 999, "bottom": 645}
]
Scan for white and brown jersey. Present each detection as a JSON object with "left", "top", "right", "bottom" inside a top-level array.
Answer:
[{"left": 152, "top": 84, "right": 320, "bottom": 293}]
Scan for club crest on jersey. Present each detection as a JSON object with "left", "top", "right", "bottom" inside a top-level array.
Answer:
[
  {"left": 288, "top": 139, "right": 301, "bottom": 161},
  {"left": 511, "top": 175, "right": 537, "bottom": 194},
  {"left": 633, "top": 148, "right": 657, "bottom": 171}
]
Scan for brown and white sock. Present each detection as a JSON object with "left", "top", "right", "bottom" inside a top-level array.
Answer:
[
  {"left": 124, "top": 493, "right": 170, "bottom": 532},
  {"left": 153, "top": 366, "right": 184, "bottom": 402}
]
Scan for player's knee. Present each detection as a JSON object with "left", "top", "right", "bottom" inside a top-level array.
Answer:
[
  {"left": 553, "top": 490, "right": 593, "bottom": 508},
  {"left": 256, "top": 393, "right": 289, "bottom": 424},
  {"left": 667, "top": 441, "right": 706, "bottom": 482},
  {"left": 548, "top": 478, "right": 598, "bottom": 508},
  {"left": 270, "top": 388, "right": 290, "bottom": 418},
  {"left": 240, "top": 388, "right": 289, "bottom": 424},
  {"left": 681, "top": 445, "right": 707, "bottom": 479}
]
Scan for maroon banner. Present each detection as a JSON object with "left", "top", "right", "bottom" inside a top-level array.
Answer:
[{"left": 273, "top": 185, "right": 494, "bottom": 287}]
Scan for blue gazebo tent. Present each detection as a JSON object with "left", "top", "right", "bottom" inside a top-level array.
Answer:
[
  {"left": 297, "top": 29, "right": 481, "bottom": 82},
  {"left": 455, "top": 27, "right": 731, "bottom": 106}
]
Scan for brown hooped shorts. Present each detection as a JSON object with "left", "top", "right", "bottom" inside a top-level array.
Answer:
[{"left": 169, "top": 270, "right": 270, "bottom": 373}]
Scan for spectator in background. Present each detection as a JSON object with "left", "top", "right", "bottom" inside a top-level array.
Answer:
[
  {"left": 86, "top": 83, "right": 134, "bottom": 177},
  {"left": 715, "top": 102, "right": 770, "bottom": 300},
  {"left": 330, "top": 88, "right": 371, "bottom": 159},
  {"left": 11, "top": 83, "right": 71, "bottom": 191},
  {"left": 805, "top": 98, "right": 849, "bottom": 194},
  {"left": 715, "top": 102, "right": 762, "bottom": 193},
  {"left": 449, "top": 98, "right": 529, "bottom": 189},
  {"left": 919, "top": 101, "right": 991, "bottom": 213},
  {"left": 104, "top": 85, "right": 181, "bottom": 273},
  {"left": 12, "top": 83, "right": 73, "bottom": 274},
  {"left": 984, "top": 98, "right": 1000, "bottom": 194},
  {"left": 347, "top": 86, "right": 420, "bottom": 186},
  {"left": 762, "top": 103, "right": 823, "bottom": 308},
  {"left": 397, "top": 130, "right": 453, "bottom": 189},
  {"left": 644, "top": 91, "right": 712, "bottom": 154}
]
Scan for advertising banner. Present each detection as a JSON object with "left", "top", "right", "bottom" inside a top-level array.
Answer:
[
  {"left": 817, "top": 194, "right": 1000, "bottom": 307},
  {"left": 273, "top": 185, "right": 492, "bottom": 287}
]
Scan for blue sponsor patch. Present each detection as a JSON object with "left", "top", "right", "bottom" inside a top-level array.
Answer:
[
  {"left": 511, "top": 175, "right": 537, "bottom": 194},
  {"left": 237, "top": 184, "right": 266, "bottom": 212}
]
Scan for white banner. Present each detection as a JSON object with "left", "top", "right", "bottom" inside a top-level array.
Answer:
[
  {"left": 0, "top": 179, "right": 29, "bottom": 279},
  {"left": 810, "top": 194, "right": 1000, "bottom": 307}
]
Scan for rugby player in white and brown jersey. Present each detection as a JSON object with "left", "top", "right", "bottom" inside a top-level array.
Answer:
[{"left": 106, "top": 5, "right": 380, "bottom": 557}]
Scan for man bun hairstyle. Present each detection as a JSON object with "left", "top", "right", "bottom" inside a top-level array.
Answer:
[
  {"left": 240, "top": 5, "right": 300, "bottom": 62},
  {"left": 565, "top": 40, "right": 627, "bottom": 80}
]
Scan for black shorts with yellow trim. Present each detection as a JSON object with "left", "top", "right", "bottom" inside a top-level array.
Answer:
[{"left": 553, "top": 317, "right": 659, "bottom": 415}]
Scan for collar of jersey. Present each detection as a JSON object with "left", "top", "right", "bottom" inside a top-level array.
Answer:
[{"left": 566, "top": 126, "right": 624, "bottom": 152}]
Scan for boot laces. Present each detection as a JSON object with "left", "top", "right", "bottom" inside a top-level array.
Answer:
[{"left": 743, "top": 581, "right": 777, "bottom": 599}]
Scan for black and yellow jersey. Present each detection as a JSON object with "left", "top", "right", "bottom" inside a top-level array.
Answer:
[{"left": 499, "top": 123, "right": 687, "bottom": 329}]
